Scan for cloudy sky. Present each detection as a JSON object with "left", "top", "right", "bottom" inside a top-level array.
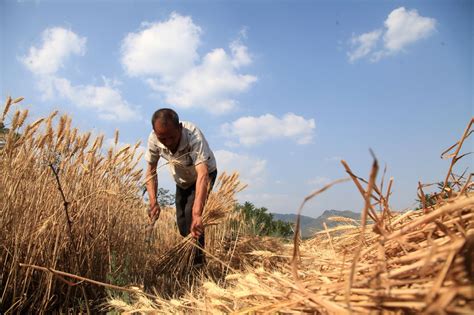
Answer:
[{"left": 1, "top": 0, "right": 472, "bottom": 217}]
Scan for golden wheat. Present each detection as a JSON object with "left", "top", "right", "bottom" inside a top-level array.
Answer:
[{"left": 107, "top": 118, "right": 474, "bottom": 314}]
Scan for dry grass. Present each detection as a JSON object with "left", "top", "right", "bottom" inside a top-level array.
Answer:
[
  {"left": 143, "top": 172, "right": 247, "bottom": 297},
  {"left": 2, "top": 96, "right": 473, "bottom": 314},
  {"left": 106, "top": 119, "right": 474, "bottom": 313},
  {"left": 0, "top": 97, "right": 158, "bottom": 312},
  {"left": 0, "top": 96, "right": 249, "bottom": 312}
]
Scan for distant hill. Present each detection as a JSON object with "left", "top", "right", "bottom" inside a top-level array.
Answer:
[{"left": 272, "top": 209, "right": 360, "bottom": 238}]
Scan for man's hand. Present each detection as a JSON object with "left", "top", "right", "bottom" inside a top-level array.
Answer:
[
  {"left": 190, "top": 215, "right": 204, "bottom": 238},
  {"left": 148, "top": 203, "right": 161, "bottom": 222}
]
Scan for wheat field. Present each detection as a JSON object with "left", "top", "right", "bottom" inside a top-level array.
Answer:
[{"left": 1, "top": 96, "right": 473, "bottom": 314}]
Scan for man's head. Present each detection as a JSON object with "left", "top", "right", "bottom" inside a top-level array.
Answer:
[{"left": 151, "top": 108, "right": 182, "bottom": 152}]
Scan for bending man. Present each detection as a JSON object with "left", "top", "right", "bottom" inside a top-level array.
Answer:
[{"left": 145, "top": 108, "right": 217, "bottom": 265}]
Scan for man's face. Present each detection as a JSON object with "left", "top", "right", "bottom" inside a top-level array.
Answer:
[{"left": 153, "top": 121, "right": 182, "bottom": 152}]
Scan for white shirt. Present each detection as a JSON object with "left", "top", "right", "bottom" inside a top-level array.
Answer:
[{"left": 145, "top": 121, "right": 217, "bottom": 188}]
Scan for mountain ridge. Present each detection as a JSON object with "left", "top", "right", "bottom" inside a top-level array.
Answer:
[{"left": 272, "top": 209, "right": 360, "bottom": 238}]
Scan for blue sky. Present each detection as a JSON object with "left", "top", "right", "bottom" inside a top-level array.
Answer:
[{"left": 1, "top": 0, "right": 472, "bottom": 217}]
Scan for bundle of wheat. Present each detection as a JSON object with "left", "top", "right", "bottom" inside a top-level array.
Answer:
[{"left": 149, "top": 173, "right": 246, "bottom": 286}]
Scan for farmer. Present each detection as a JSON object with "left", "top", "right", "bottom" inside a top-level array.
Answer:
[{"left": 144, "top": 108, "right": 217, "bottom": 265}]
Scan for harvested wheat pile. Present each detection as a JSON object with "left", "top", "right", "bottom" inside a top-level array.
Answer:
[
  {"left": 108, "top": 119, "right": 473, "bottom": 314},
  {"left": 123, "top": 195, "right": 472, "bottom": 314},
  {"left": 213, "top": 235, "right": 289, "bottom": 271},
  {"left": 2, "top": 96, "right": 472, "bottom": 314}
]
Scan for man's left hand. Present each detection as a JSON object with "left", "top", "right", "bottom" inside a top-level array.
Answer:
[{"left": 190, "top": 215, "right": 204, "bottom": 239}]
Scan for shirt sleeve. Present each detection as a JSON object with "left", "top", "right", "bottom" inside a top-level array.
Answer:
[
  {"left": 144, "top": 132, "right": 160, "bottom": 164},
  {"left": 189, "top": 128, "right": 212, "bottom": 166}
]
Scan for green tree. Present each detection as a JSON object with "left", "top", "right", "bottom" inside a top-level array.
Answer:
[
  {"left": 271, "top": 219, "right": 293, "bottom": 238},
  {"left": 157, "top": 188, "right": 175, "bottom": 207},
  {"left": 142, "top": 187, "right": 175, "bottom": 207},
  {"left": 236, "top": 201, "right": 293, "bottom": 238}
]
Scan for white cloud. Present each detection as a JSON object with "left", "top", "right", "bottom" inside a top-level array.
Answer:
[
  {"left": 230, "top": 38, "right": 252, "bottom": 68},
  {"left": 159, "top": 48, "right": 257, "bottom": 114},
  {"left": 21, "top": 27, "right": 140, "bottom": 121},
  {"left": 121, "top": 13, "right": 201, "bottom": 80},
  {"left": 214, "top": 149, "right": 267, "bottom": 187},
  {"left": 52, "top": 77, "right": 140, "bottom": 121},
  {"left": 383, "top": 7, "right": 436, "bottom": 52},
  {"left": 21, "top": 27, "right": 86, "bottom": 75},
  {"left": 348, "top": 30, "right": 382, "bottom": 63},
  {"left": 348, "top": 7, "right": 436, "bottom": 62},
  {"left": 121, "top": 13, "right": 257, "bottom": 114},
  {"left": 221, "top": 113, "right": 316, "bottom": 146}
]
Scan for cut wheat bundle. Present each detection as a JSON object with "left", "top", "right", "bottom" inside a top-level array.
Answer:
[{"left": 149, "top": 172, "right": 246, "bottom": 284}]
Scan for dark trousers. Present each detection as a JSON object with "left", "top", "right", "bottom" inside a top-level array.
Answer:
[{"left": 175, "top": 170, "right": 217, "bottom": 264}]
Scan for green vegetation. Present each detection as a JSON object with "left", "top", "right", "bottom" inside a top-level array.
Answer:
[
  {"left": 236, "top": 201, "right": 293, "bottom": 238},
  {"left": 416, "top": 181, "right": 453, "bottom": 209},
  {"left": 157, "top": 188, "right": 175, "bottom": 207},
  {"left": 142, "top": 187, "right": 175, "bottom": 207}
]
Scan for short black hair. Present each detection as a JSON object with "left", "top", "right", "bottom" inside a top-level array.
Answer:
[{"left": 151, "top": 108, "right": 180, "bottom": 130}]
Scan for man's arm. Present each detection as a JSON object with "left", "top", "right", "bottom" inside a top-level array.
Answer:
[
  {"left": 145, "top": 160, "right": 160, "bottom": 222},
  {"left": 190, "top": 162, "right": 209, "bottom": 238}
]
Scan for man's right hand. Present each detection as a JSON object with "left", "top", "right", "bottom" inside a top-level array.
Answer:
[{"left": 149, "top": 203, "right": 161, "bottom": 222}]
